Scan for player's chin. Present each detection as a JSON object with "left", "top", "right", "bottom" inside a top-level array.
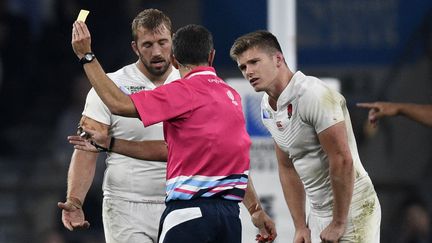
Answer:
[
  {"left": 150, "top": 66, "right": 168, "bottom": 76},
  {"left": 252, "top": 85, "right": 264, "bottom": 92}
]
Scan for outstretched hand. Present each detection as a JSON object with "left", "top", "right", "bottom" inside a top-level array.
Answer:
[
  {"left": 69, "top": 126, "right": 110, "bottom": 152},
  {"left": 58, "top": 199, "right": 90, "bottom": 231},
  {"left": 72, "top": 21, "right": 92, "bottom": 59},
  {"left": 357, "top": 102, "right": 399, "bottom": 127},
  {"left": 251, "top": 210, "right": 277, "bottom": 242},
  {"left": 68, "top": 135, "right": 99, "bottom": 153}
]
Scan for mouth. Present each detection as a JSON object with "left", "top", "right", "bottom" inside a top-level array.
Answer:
[
  {"left": 150, "top": 60, "right": 166, "bottom": 68},
  {"left": 249, "top": 77, "right": 259, "bottom": 86}
]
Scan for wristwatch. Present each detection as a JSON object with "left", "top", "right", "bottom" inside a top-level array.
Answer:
[{"left": 79, "top": 52, "right": 96, "bottom": 65}]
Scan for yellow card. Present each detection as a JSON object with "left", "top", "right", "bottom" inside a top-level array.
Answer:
[{"left": 77, "top": 9, "right": 90, "bottom": 22}]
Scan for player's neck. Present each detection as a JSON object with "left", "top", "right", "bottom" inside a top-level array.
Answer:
[
  {"left": 137, "top": 62, "right": 173, "bottom": 87},
  {"left": 267, "top": 67, "right": 294, "bottom": 102}
]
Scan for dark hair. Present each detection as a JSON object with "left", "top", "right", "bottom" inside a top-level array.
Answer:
[
  {"left": 131, "top": 9, "right": 172, "bottom": 41},
  {"left": 230, "top": 30, "right": 283, "bottom": 60},
  {"left": 172, "top": 24, "right": 213, "bottom": 65}
]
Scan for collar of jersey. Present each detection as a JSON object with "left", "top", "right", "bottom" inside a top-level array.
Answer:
[
  {"left": 276, "top": 71, "right": 304, "bottom": 106},
  {"left": 264, "top": 71, "right": 305, "bottom": 112},
  {"left": 184, "top": 66, "right": 217, "bottom": 79}
]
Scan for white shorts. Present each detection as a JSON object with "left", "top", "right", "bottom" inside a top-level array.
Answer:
[
  {"left": 102, "top": 198, "right": 166, "bottom": 243},
  {"left": 308, "top": 194, "right": 381, "bottom": 243}
]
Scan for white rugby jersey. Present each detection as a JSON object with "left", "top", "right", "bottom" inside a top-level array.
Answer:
[
  {"left": 261, "top": 71, "right": 372, "bottom": 214},
  {"left": 83, "top": 62, "right": 180, "bottom": 202}
]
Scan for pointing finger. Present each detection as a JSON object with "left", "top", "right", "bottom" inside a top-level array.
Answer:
[{"left": 356, "top": 103, "right": 376, "bottom": 109}]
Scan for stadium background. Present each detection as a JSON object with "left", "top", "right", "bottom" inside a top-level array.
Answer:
[{"left": 0, "top": 0, "right": 431, "bottom": 242}]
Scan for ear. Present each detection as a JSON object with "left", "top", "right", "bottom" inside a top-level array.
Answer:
[
  {"left": 208, "top": 49, "right": 216, "bottom": 67},
  {"left": 131, "top": 41, "right": 139, "bottom": 57},
  {"left": 171, "top": 54, "right": 180, "bottom": 69},
  {"left": 275, "top": 52, "right": 284, "bottom": 67}
]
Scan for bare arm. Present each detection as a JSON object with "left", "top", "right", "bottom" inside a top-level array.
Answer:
[
  {"left": 58, "top": 116, "right": 108, "bottom": 231},
  {"left": 357, "top": 102, "right": 432, "bottom": 127},
  {"left": 243, "top": 176, "right": 277, "bottom": 242},
  {"left": 274, "top": 142, "right": 310, "bottom": 243},
  {"left": 67, "top": 117, "right": 108, "bottom": 202},
  {"left": 67, "top": 150, "right": 98, "bottom": 205},
  {"left": 397, "top": 103, "right": 432, "bottom": 126},
  {"left": 110, "top": 139, "right": 167, "bottom": 161},
  {"left": 318, "top": 121, "right": 354, "bottom": 241},
  {"left": 69, "top": 125, "right": 168, "bottom": 161},
  {"left": 72, "top": 21, "right": 138, "bottom": 117}
]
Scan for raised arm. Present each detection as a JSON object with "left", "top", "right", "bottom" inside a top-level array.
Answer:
[
  {"left": 317, "top": 121, "right": 354, "bottom": 242},
  {"left": 274, "top": 142, "right": 311, "bottom": 243},
  {"left": 357, "top": 102, "right": 432, "bottom": 127},
  {"left": 71, "top": 21, "right": 138, "bottom": 117}
]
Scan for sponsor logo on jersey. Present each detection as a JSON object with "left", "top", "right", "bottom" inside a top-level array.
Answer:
[
  {"left": 120, "top": 85, "right": 147, "bottom": 94},
  {"left": 276, "top": 121, "right": 283, "bottom": 130}
]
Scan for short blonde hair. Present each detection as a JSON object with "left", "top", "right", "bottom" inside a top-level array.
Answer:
[{"left": 131, "top": 9, "right": 172, "bottom": 41}]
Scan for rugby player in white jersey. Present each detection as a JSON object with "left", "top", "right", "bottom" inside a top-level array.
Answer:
[
  {"left": 230, "top": 30, "right": 381, "bottom": 243},
  {"left": 57, "top": 9, "right": 180, "bottom": 243}
]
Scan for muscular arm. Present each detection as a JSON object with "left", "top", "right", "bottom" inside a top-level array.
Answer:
[
  {"left": 275, "top": 142, "right": 310, "bottom": 242},
  {"left": 72, "top": 21, "right": 138, "bottom": 117},
  {"left": 111, "top": 139, "right": 168, "bottom": 161},
  {"left": 318, "top": 121, "right": 354, "bottom": 239},
  {"left": 67, "top": 150, "right": 98, "bottom": 203},
  {"left": 69, "top": 125, "right": 168, "bottom": 161},
  {"left": 67, "top": 116, "right": 108, "bottom": 204},
  {"left": 357, "top": 102, "right": 432, "bottom": 127},
  {"left": 58, "top": 116, "right": 109, "bottom": 231}
]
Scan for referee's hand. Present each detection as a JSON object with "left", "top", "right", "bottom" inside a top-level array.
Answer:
[
  {"left": 72, "top": 21, "right": 92, "bottom": 59},
  {"left": 252, "top": 209, "right": 277, "bottom": 242}
]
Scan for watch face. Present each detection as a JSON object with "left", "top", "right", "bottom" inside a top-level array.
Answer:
[
  {"left": 85, "top": 53, "right": 93, "bottom": 61},
  {"left": 80, "top": 53, "right": 95, "bottom": 64}
]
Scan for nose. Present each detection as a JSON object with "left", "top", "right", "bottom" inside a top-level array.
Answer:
[
  {"left": 152, "top": 44, "right": 163, "bottom": 56},
  {"left": 245, "top": 66, "right": 254, "bottom": 79}
]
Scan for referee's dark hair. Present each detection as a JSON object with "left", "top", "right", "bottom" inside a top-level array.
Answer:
[{"left": 172, "top": 24, "right": 214, "bottom": 66}]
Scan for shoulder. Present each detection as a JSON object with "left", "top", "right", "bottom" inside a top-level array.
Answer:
[
  {"left": 83, "top": 88, "right": 111, "bottom": 120},
  {"left": 296, "top": 75, "right": 335, "bottom": 103},
  {"left": 107, "top": 63, "right": 140, "bottom": 85},
  {"left": 85, "top": 88, "right": 105, "bottom": 106},
  {"left": 86, "top": 87, "right": 98, "bottom": 99}
]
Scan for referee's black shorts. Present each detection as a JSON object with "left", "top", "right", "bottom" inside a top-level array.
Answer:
[{"left": 158, "top": 198, "right": 241, "bottom": 243}]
